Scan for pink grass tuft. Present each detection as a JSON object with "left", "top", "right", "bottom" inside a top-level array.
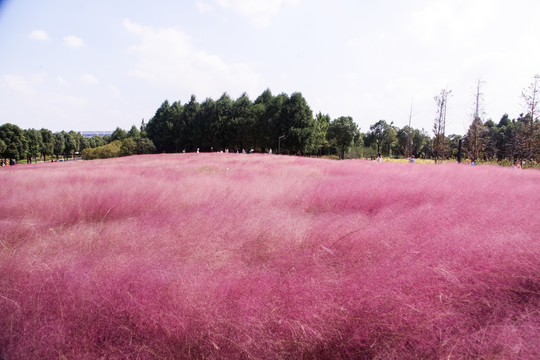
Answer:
[{"left": 1, "top": 154, "right": 540, "bottom": 358}]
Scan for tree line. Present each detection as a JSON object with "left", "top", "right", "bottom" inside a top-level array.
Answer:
[
  {"left": 0, "top": 123, "right": 155, "bottom": 164},
  {"left": 1, "top": 77, "right": 539, "bottom": 166},
  {"left": 141, "top": 85, "right": 540, "bottom": 165}
]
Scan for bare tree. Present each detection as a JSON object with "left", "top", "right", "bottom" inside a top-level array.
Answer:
[
  {"left": 465, "top": 79, "right": 485, "bottom": 161},
  {"left": 521, "top": 74, "right": 539, "bottom": 160},
  {"left": 406, "top": 98, "right": 413, "bottom": 157},
  {"left": 433, "top": 88, "right": 451, "bottom": 163},
  {"left": 522, "top": 74, "right": 539, "bottom": 132}
]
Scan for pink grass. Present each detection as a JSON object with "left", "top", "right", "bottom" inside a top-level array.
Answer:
[{"left": 1, "top": 154, "right": 540, "bottom": 359}]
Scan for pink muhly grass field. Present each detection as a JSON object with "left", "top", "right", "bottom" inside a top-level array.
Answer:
[{"left": 1, "top": 154, "right": 540, "bottom": 359}]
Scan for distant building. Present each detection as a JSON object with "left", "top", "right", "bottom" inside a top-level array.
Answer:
[{"left": 81, "top": 131, "right": 113, "bottom": 138}]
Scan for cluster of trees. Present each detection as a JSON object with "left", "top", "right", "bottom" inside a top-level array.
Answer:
[
  {"left": 0, "top": 123, "right": 154, "bottom": 163},
  {"left": 2, "top": 75, "right": 539, "bottom": 165},
  {"left": 81, "top": 126, "right": 155, "bottom": 160},
  {"left": 0, "top": 124, "right": 104, "bottom": 163},
  {"left": 461, "top": 75, "right": 540, "bottom": 164},
  {"left": 144, "top": 90, "right": 361, "bottom": 158},
  {"left": 144, "top": 87, "right": 539, "bottom": 164}
]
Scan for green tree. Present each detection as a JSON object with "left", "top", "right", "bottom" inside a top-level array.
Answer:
[
  {"left": 167, "top": 101, "right": 185, "bottom": 152},
  {"left": 110, "top": 127, "right": 127, "bottom": 142},
  {"left": 327, "top": 116, "right": 358, "bottom": 159},
  {"left": 192, "top": 98, "right": 214, "bottom": 151},
  {"left": 307, "top": 112, "right": 330, "bottom": 156},
  {"left": 233, "top": 93, "right": 255, "bottom": 150},
  {"left": 464, "top": 116, "right": 485, "bottom": 161},
  {"left": 212, "top": 93, "right": 234, "bottom": 150},
  {"left": 181, "top": 95, "right": 199, "bottom": 151},
  {"left": 411, "top": 128, "right": 431, "bottom": 158},
  {"left": 365, "top": 120, "right": 395, "bottom": 156},
  {"left": 25, "top": 128, "right": 43, "bottom": 163},
  {"left": 127, "top": 125, "right": 141, "bottom": 138},
  {"left": 140, "top": 119, "right": 148, "bottom": 138},
  {"left": 446, "top": 134, "right": 462, "bottom": 159},
  {"left": 120, "top": 138, "right": 137, "bottom": 156},
  {"left": 281, "top": 92, "right": 314, "bottom": 154},
  {"left": 53, "top": 132, "right": 65, "bottom": 160},
  {"left": 0, "top": 123, "right": 27, "bottom": 161},
  {"left": 39, "top": 128, "right": 54, "bottom": 161},
  {"left": 253, "top": 89, "right": 275, "bottom": 150},
  {"left": 268, "top": 93, "right": 289, "bottom": 153},
  {"left": 134, "top": 137, "right": 156, "bottom": 154},
  {"left": 482, "top": 120, "right": 499, "bottom": 160},
  {"left": 146, "top": 100, "right": 174, "bottom": 152},
  {"left": 89, "top": 136, "right": 105, "bottom": 148},
  {"left": 64, "top": 131, "right": 78, "bottom": 158}
]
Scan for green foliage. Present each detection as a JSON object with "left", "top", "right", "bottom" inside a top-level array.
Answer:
[
  {"left": 24, "top": 128, "right": 43, "bottom": 161},
  {"left": 40, "top": 128, "right": 54, "bottom": 158},
  {"left": 282, "top": 92, "right": 314, "bottom": 154},
  {"left": 82, "top": 140, "right": 122, "bottom": 160},
  {"left": 120, "top": 138, "right": 137, "bottom": 156},
  {"left": 53, "top": 132, "right": 65, "bottom": 159},
  {"left": 327, "top": 116, "right": 358, "bottom": 159},
  {"left": 64, "top": 130, "right": 78, "bottom": 158},
  {"left": 82, "top": 137, "right": 156, "bottom": 160},
  {"left": 306, "top": 113, "right": 330, "bottom": 156},
  {"left": 134, "top": 137, "right": 156, "bottom": 154},
  {"left": 0, "top": 123, "right": 28, "bottom": 160},
  {"left": 3, "top": 80, "right": 540, "bottom": 164},
  {"left": 365, "top": 120, "right": 398, "bottom": 156},
  {"left": 110, "top": 127, "right": 128, "bottom": 142},
  {"left": 127, "top": 125, "right": 141, "bottom": 138},
  {"left": 464, "top": 116, "right": 485, "bottom": 161}
]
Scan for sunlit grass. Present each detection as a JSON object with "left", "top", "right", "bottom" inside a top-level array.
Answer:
[{"left": 1, "top": 154, "right": 539, "bottom": 358}]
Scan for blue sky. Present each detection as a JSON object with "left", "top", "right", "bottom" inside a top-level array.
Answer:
[{"left": 1, "top": 0, "right": 539, "bottom": 135}]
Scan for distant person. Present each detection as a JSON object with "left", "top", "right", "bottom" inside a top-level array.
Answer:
[
  {"left": 513, "top": 160, "right": 521, "bottom": 169},
  {"left": 269, "top": 148, "right": 272, "bottom": 154},
  {"left": 376, "top": 154, "right": 383, "bottom": 163},
  {"left": 197, "top": 148, "right": 200, "bottom": 153},
  {"left": 1, "top": 160, "right": 4, "bottom": 167},
  {"left": 250, "top": 148, "right": 254, "bottom": 153},
  {"left": 409, "top": 155, "right": 415, "bottom": 164},
  {"left": 242, "top": 149, "right": 246, "bottom": 154},
  {"left": 471, "top": 158, "right": 475, "bottom": 166}
]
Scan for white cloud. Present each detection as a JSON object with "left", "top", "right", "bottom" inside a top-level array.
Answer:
[
  {"left": 1, "top": 74, "right": 36, "bottom": 95},
  {"left": 195, "top": 1, "right": 214, "bottom": 13},
  {"left": 123, "top": 19, "right": 263, "bottom": 97},
  {"left": 56, "top": 76, "right": 71, "bottom": 88},
  {"left": 29, "top": 30, "right": 50, "bottom": 41},
  {"left": 213, "top": 0, "right": 303, "bottom": 27},
  {"left": 63, "top": 35, "right": 84, "bottom": 48},
  {"left": 80, "top": 73, "right": 99, "bottom": 84}
]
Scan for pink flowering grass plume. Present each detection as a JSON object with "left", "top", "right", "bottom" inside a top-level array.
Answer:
[{"left": 1, "top": 154, "right": 540, "bottom": 359}]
